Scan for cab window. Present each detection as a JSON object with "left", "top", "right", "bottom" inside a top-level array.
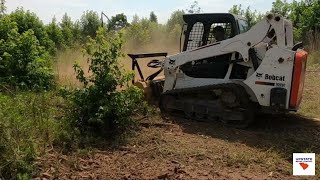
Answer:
[
  {"left": 186, "top": 22, "right": 204, "bottom": 51},
  {"left": 239, "top": 19, "right": 249, "bottom": 33}
]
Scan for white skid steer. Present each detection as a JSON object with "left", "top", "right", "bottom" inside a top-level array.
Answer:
[{"left": 128, "top": 13, "right": 308, "bottom": 128}]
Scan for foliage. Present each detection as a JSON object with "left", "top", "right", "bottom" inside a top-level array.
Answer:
[
  {"left": 166, "top": 10, "right": 185, "bottom": 31},
  {"left": 80, "top": 10, "right": 100, "bottom": 39},
  {"left": 60, "top": 13, "right": 75, "bottom": 47},
  {"left": 297, "top": 1, "right": 320, "bottom": 41},
  {"left": 107, "top": 13, "right": 129, "bottom": 31},
  {"left": 65, "top": 28, "right": 143, "bottom": 137},
  {"left": 0, "top": 92, "right": 70, "bottom": 179},
  {"left": 229, "top": 5, "right": 263, "bottom": 28},
  {"left": 271, "top": 0, "right": 320, "bottom": 46},
  {"left": 0, "top": 16, "right": 54, "bottom": 90},
  {"left": 271, "top": 0, "right": 291, "bottom": 17},
  {"left": 46, "top": 17, "right": 64, "bottom": 50},
  {"left": 72, "top": 20, "right": 82, "bottom": 42},
  {"left": 9, "top": 8, "right": 55, "bottom": 55},
  {"left": 124, "top": 17, "right": 156, "bottom": 48},
  {"left": 0, "top": 0, "right": 5, "bottom": 16},
  {"left": 149, "top": 11, "right": 158, "bottom": 23},
  {"left": 187, "top": 1, "right": 202, "bottom": 14}
]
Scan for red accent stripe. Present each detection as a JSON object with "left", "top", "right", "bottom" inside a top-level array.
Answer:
[{"left": 290, "top": 50, "right": 308, "bottom": 109}]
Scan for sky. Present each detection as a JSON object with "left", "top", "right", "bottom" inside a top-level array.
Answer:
[{"left": 6, "top": 0, "right": 292, "bottom": 24}]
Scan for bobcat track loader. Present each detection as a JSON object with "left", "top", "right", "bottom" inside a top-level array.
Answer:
[{"left": 128, "top": 13, "right": 308, "bottom": 128}]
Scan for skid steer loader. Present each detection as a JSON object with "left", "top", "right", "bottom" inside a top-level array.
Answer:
[{"left": 128, "top": 13, "right": 308, "bottom": 128}]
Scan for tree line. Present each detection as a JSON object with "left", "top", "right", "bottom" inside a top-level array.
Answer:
[
  {"left": 0, "top": 0, "right": 320, "bottom": 90},
  {"left": 229, "top": 0, "right": 320, "bottom": 46}
]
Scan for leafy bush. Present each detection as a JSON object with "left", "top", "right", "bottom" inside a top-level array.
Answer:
[
  {"left": 0, "top": 92, "right": 69, "bottom": 179},
  {"left": 9, "top": 8, "right": 55, "bottom": 55},
  {"left": 65, "top": 28, "right": 143, "bottom": 137},
  {"left": 0, "top": 15, "right": 54, "bottom": 90}
]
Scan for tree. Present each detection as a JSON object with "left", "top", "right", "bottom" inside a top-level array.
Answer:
[
  {"left": 149, "top": 11, "right": 158, "bottom": 23},
  {"left": 229, "top": 5, "right": 242, "bottom": 15},
  {"left": 125, "top": 17, "right": 153, "bottom": 47},
  {"left": 229, "top": 5, "right": 263, "bottom": 28},
  {"left": 107, "top": 13, "right": 129, "bottom": 31},
  {"left": 271, "top": 0, "right": 291, "bottom": 17},
  {"left": 166, "top": 10, "right": 185, "bottom": 31},
  {"left": 60, "top": 13, "right": 74, "bottom": 46},
  {"left": 297, "top": 0, "right": 320, "bottom": 47},
  {"left": 132, "top": 14, "right": 140, "bottom": 24},
  {"left": 0, "top": 0, "right": 6, "bottom": 16},
  {"left": 72, "top": 20, "right": 82, "bottom": 43},
  {"left": 46, "top": 17, "right": 64, "bottom": 49},
  {"left": 187, "top": 1, "right": 202, "bottom": 14},
  {"left": 9, "top": 8, "right": 55, "bottom": 54},
  {"left": 80, "top": 10, "right": 100, "bottom": 38},
  {"left": 0, "top": 16, "right": 54, "bottom": 89}
]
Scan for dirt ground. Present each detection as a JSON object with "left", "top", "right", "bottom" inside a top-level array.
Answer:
[
  {"left": 37, "top": 113, "right": 320, "bottom": 180},
  {"left": 38, "top": 72, "right": 320, "bottom": 180}
]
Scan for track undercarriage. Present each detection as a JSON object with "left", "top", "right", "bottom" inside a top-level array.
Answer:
[{"left": 159, "top": 84, "right": 256, "bottom": 128}]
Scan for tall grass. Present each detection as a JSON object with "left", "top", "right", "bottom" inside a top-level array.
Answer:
[
  {"left": 299, "top": 33, "right": 320, "bottom": 118},
  {"left": 0, "top": 92, "right": 70, "bottom": 179},
  {"left": 307, "top": 51, "right": 320, "bottom": 66},
  {"left": 306, "top": 31, "right": 320, "bottom": 65}
]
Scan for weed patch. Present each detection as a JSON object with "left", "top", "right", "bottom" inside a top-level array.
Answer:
[{"left": 0, "top": 92, "right": 70, "bottom": 179}]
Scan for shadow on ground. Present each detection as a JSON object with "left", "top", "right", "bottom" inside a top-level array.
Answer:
[{"left": 171, "top": 113, "right": 320, "bottom": 160}]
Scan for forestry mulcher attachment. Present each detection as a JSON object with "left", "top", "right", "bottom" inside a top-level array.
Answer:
[{"left": 128, "top": 13, "right": 308, "bottom": 128}]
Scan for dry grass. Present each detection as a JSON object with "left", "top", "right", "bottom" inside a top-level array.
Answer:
[
  {"left": 299, "top": 71, "right": 320, "bottom": 118},
  {"left": 54, "top": 48, "right": 89, "bottom": 87},
  {"left": 54, "top": 39, "right": 180, "bottom": 86},
  {"left": 299, "top": 49, "right": 320, "bottom": 118}
]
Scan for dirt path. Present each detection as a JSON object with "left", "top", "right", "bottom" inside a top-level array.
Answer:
[{"left": 37, "top": 113, "right": 320, "bottom": 180}]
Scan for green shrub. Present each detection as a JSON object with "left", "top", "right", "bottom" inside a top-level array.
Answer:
[
  {"left": 9, "top": 8, "right": 55, "bottom": 55},
  {"left": 0, "top": 15, "right": 54, "bottom": 90},
  {"left": 64, "top": 28, "right": 143, "bottom": 137}
]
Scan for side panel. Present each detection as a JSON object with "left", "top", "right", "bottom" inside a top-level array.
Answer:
[
  {"left": 243, "top": 47, "right": 295, "bottom": 108},
  {"left": 289, "top": 50, "right": 308, "bottom": 110}
]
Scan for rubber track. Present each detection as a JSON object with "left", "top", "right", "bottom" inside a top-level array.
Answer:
[{"left": 160, "top": 83, "right": 253, "bottom": 127}]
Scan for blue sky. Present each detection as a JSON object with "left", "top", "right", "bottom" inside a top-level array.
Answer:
[{"left": 6, "top": 0, "right": 292, "bottom": 24}]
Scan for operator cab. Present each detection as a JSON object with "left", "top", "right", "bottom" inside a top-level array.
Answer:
[
  {"left": 180, "top": 13, "right": 250, "bottom": 80},
  {"left": 180, "top": 13, "right": 248, "bottom": 51}
]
